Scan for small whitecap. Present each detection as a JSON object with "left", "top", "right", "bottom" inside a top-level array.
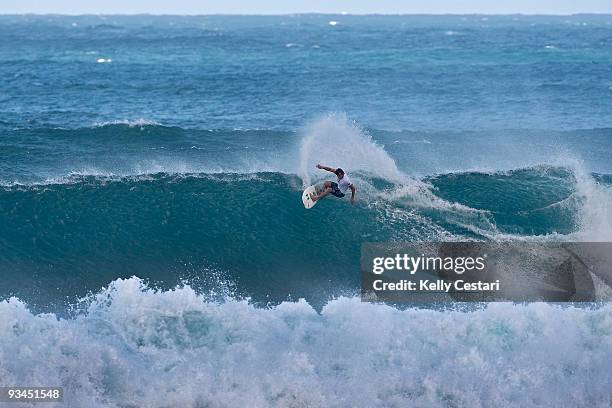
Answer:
[
  {"left": 328, "top": 21, "right": 338, "bottom": 26},
  {"left": 71, "top": 22, "right": 78, "bottom": 27},
  {"left": 93, "top": 119, "right": 159, "bottom": 128},
  {"left": 311, "top": 44, "right": 320, "bottom": 49},
  {"left": 285, "top": 43, "right": 301, "bottom": 48},
  {"left": 445, "top": 30, "right": 460, "bottom": 36},
  {"left": 96, "top": 58, "right": 112, "bottom": 63},
  {"left": 340, "top": 11, "right": 348, "bottom": 15}
]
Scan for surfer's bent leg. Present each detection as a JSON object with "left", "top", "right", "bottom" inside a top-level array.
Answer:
[{"left": 311, "top": 181, "right": 332, "bottom": 202}]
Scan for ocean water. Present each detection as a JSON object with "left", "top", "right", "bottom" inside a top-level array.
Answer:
[{"left": 1, "top": 14, "right": 612, "bottom": 407}]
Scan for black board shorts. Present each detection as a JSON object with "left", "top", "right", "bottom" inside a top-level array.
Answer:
[{"left": 330, "top": 182, "right": 345, "bottom": 198}]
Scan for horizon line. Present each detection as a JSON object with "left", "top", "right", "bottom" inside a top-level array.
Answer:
[{"left": 2, "top": 12, "right": 612, "bottom": 17}]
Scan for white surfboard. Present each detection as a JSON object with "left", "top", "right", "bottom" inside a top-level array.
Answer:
[{"left": 302, "top": 185, "right": 318, "bottom": 209}]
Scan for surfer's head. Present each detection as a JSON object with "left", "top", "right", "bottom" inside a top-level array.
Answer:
[{"left": 335, "top": 168, "right": 345, "bottom": 179}]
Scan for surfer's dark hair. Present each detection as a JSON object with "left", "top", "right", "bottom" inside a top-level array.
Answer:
[{"left": 335, "top": 168, "right": 344, "bottom": 175}]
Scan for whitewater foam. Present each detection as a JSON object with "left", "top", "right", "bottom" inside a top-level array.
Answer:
[
  {"left": 570, "top": 162, "right": 612, "bottom": 241},
  {"left": 1, "top": 277, "right": 611, "bottom": 408}
]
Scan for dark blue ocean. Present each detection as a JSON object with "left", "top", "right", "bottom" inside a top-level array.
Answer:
[{"left": 1, "top": 14, "right": 612, "bottom": 407}]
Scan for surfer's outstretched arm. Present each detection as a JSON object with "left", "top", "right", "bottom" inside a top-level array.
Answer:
[
  {"left": 316, "top": 164, "right": 336, "bottom": 173},
  {"left": 349, "top": 184, "right": 356, "bottom": 205}
]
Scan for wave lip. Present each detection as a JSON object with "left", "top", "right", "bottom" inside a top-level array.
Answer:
[{"left": 1, "top": 277, "right": 611, "bottom": 408}]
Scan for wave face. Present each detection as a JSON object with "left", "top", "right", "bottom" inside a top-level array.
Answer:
[
  {"left": 1, "top": 168, "right": 610, "bottom": 308},
  {"left": 1, "top": 116, "right": 612, "bottom": 308},
  {"left": 1, "top": 277, "right": 612, "bottom": 408}
]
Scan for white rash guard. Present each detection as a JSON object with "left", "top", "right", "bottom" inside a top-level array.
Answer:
[{"left": 337, "top": 174, "right": 352, "bottom": 193}]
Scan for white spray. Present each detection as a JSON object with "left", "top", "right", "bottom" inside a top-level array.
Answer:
[{"left": 297, "top": 113, "right": 407, "bottom": 187}]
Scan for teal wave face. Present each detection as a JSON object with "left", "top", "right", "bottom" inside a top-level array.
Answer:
[
  {"left": 0, "top": 166, "right": 593, "bottom": 309},
  {"left": 0, "top": 173, "right": 395, "bottom": 309},
  {"left": 427, "top": 167, "right": 578, "bottom": 236}
]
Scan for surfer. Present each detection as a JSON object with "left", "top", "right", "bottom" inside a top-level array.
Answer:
[{"left": 310, "top": 164, "right": 356, "bottom": 204}]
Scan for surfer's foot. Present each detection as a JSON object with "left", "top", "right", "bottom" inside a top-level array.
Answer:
[{"left": 310, "top": 193, "right": 318, "bottom": 202}]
